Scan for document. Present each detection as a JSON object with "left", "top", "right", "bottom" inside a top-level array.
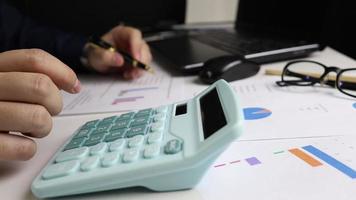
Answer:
[
  {"left": 183, "top": 75, "right": 356, "bottom": 140},
  {"left": 60, "top": 63, "right": 186, "bottom": 115},
  {"left": 197, "top": 135, "right": 356, "bottom": 200}
]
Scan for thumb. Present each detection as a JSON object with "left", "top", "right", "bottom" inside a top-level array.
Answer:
[{"left": 89, "top": 48, "right": 124, "bottom": 72}]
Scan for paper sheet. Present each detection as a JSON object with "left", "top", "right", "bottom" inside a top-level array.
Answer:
[
  {"left": 196, "top": 135, "right": 356, "bottom": 200},
  {"left": 61, "top": 63, "right": 186, "bottom": 115},
  {"left": 183, "top": 75, "right": 356, "bottom": 140}
]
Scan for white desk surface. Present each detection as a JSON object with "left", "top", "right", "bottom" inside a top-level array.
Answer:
[{"left": 1, "top": 47, "right": 356, "bottom": 200}]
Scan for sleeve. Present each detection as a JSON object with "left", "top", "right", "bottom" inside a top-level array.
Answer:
[{"left": 0, "top": 0, "right": 87, "bottom": 71}]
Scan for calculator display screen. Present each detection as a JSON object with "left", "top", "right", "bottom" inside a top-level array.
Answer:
[{"left": 200, "top": 88, "right": 227, "bottom": 139}]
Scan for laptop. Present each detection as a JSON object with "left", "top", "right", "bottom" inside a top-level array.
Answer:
[{"left": 148, "top": 0, "right": 327, "bottom": 74}]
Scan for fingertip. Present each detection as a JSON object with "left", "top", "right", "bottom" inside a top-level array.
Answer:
[
  {"left": 123, "top": 71, "right": 132, "bottom": 79},
  {"left": 114, "top": 53, "right": 124, "bottom": 66},
  {"left": 70, "top": 79, "right": 81, "bottom": 94},
  {"left": 133, "top": 69, "right": 143, "bottom": 78},
  {"left": 133, "top": 51, "right": 141, "bottom": 61},
  {"left": 123, "top": 68, "right": 142, "bottom": 80},
  {"left": 18, "top": 139, "right": 37, "bottom": 161}
]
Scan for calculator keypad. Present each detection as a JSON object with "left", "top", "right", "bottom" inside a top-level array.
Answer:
[{"left": 43, "top": 106, "right": 181, "bottom": 180}]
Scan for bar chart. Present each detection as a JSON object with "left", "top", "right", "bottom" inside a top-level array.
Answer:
[
  {"left": 212, "top": 142, "right": 356, "bottom": 179},
  {"left": 200, "top": 135, "right": 356, "bottom": 200}
]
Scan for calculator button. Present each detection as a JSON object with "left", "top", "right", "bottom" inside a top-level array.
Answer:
[
  {"left": 91, "top": 124, "right": 112, "bottom": 135},
  {"left": 117, "top": 112, "right": 135, "bottom": 120},
  {"left": 155, "top": 106, "right": 168, "bottom": 114},
  {"left": 84, "top": 133, "right": 106, "bottom": 146},
  {"left": 150, "top": 122, "right": 165, "bottom": 132},
  {"left": 128, "top": 135, "right": 144, "bottom": 148},
  {"left": 82, "top": 120, "right": 100, "bottom": 129},
  {"left": 122, "top": 148, "right": 140, "bottom": 163},
  {"left": 56, "top": 147, "right": 89, "bottom": 162},
  {"left": 164, "top": 139, "right": 182, "bottom": 154},
  {"left": 64, "top": 137, "right": 86, "bottom": 151},
  {"left": 109, "top": 139, "right": 125, "bottom": 152},
  {"left": 147, "top": 131, "right": 163, "bottom": 144},
  {"left": 111, "top": 120, "right": 131, "bottom": 130},
  {"left": 130, "top": 116, "right": 150, "bottom": 127},
  {"left": 98, "top": 116, "right": 117, "bottom": 126},
  {"left": 90, "top": 143, "right": 107, "bottom": 155},
  {"left": 126, "top": 125, "right": 148, "bottom": 138},
  {"left": 104, "top": 129, "right": 126, "bottom": 142},
  {"left": 143, "top": 144, "right": 160, "bottom": 159},
  {"left": 74, "top": 128, "right": 92, "bottom": 139},
  {"left": 80, "top": 156, "right": 99, "bottom": 171},
  {"left": 134, "top": 108, "right": 153, "bottom": 118},
  {"left": 101, "top": 152, "right": 120, "bottom": 167},
  {"left": 153, "top": 113, "right": 166, "bottom": 122},
  {"left": 42, "top": 160, "right": 80, "bottom": 180}
]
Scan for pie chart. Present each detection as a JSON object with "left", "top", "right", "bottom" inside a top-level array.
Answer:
[{"left": 243, "top": 107, "right": 272, "bottom": 120}]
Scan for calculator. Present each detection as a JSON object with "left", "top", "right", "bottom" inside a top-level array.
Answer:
[{"left": 31, "top": 80, "right": 243, "bottom": 198}]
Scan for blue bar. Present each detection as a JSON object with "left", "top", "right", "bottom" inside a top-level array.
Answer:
[{"left": 302, "top": 145, "right": 356, "bottom": 179}]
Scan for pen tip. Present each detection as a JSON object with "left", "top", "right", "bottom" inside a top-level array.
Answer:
[
  {"left": 146, "top": 66, "right": 155, "bottom": 74},
  {"left": 148, "top": 68, "right": 155, "bottom": 74}
]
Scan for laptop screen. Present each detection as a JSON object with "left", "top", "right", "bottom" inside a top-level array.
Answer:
[{"left": 236, "top": 0, "right": 329, "bottom": 41}]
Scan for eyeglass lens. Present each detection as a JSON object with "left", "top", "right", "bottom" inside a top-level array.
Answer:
[
  {"left": 338, "top": 69, "right": 356, "bottom": 97},
  {"left": 282, "top": 61, "right": 356, "bottom": 97},
  {"left": 283, "top": 61, "right": 325, "bottom": 85}
]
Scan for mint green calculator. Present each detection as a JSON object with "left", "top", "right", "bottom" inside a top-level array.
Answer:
[{"left": 31, "top": 80, "right": 243, "bottom": 198}]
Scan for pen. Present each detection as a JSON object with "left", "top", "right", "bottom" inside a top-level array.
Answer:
[
  {"left": 265, "top": 68, "right": 356, "bottom": 83},
  {"left": 88, "top": 36, "right": 154, "bottom": 73}
]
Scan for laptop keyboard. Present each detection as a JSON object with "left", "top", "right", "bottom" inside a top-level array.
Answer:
[{"left": 191, "top": 30, "right": 297, "bottom": 55}]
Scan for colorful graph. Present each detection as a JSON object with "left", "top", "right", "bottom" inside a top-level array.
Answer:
[
  {"left": 289, "top": 148, "right": 322, "bottom": 167},
  {"left": 214, "top": 157, "right": 261, "bottom": 168},
  {"left": 302, "top": 145, "right": 356, "bottom": 179},
  {"left": 112, "top": 96, "right": 144, "bottom": 105},
  {"left": 119, "top": 87, "right": 159, "bottom": 96},
  {"left": 213, "top": 144, "right": 356, "bottom": 179},
  {"left": 243, "top": 107, "right": 272, "bottom": 120},
  {"left": 245, "top": 157, "right": 261, "bottom": 166}
]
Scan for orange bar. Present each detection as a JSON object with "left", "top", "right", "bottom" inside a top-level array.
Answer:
[{"left": 289, "top": 148, "right": 323, "bottom": 167}]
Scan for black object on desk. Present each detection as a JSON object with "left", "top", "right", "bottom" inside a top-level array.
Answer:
[{"left": 199, "top": 55, "right": 260, "bottom": 84}]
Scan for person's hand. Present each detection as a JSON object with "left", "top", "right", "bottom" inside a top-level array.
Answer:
[
  {"left": 0, "top": 49, "right": 81, "bottom": 161},
  {"left": 84, "top": 25, "right": 152, "bottom": 79}
]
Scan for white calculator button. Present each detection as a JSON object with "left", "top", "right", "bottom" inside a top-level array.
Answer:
[
  {"left": 80, "top": 156, "right": 100, "bottom": 171},
  {"left": 153, "top": 113, "right": 166, "bottom": 122},
  {"left": 147, "top": 131, "right": 163, "bottom": 144},
  {"left": 150, "top": 122, "right": 164, "bottom": 132},
  {"left": 122, "top": 148, "right": 140, "bottom": 163},
  {"left": 42, "top": 160, "right": 79, "bottom": 180},
  {"left": 143, "top": 144, "right": 160, "bottom": 159},
  {"left": 101, "top": 152, "right": 120, "bottom": 167},
  {"left": 56, "top": 147, "right": 89, "bottom": 163},
  {"left": 90, "top": 143, "right": 107, "bottom": 155},
  {"left": 128, "top": 135, "right": 144, "bottom": 148},
  {"left": 109, "top": 139, "right": 125, "bottom": 152},
  {"left": 164, "top": 139, "right": 183, "bottom": 154},
  {"left": 155, "top": 106, "right": 168, "bottom": 114}
]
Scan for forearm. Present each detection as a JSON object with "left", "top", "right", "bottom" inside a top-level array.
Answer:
[{"left": 0, "top": 1, "right": 86, "bottom": 71}]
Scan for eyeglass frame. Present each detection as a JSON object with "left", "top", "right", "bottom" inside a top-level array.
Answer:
[{"left": 276, "top": 60, "right": 356, "bottom": 98}]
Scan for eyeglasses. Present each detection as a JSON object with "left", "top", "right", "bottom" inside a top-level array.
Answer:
[{"left": 276, "top": 60, "right": 356, "bottom": 98}]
